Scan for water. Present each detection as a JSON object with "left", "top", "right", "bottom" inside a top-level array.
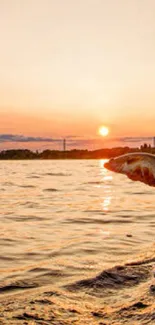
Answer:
[{"left": 0, "top": 159, "right": 154, "bottom": 294}]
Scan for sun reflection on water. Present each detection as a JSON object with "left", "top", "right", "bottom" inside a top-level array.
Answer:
[
  {"left": 99, "top": 159, "right": 113, "bottom": 211},
  {"left": 99, "top": 159, "right": 108, "bottom": 172},
  {"left": 102, "top": 196, "right": 112, "bottom": 211}
]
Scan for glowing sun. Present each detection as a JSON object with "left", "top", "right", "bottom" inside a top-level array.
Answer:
[{"left": 98, "top": 126, "right": 109, "bottom": 137}]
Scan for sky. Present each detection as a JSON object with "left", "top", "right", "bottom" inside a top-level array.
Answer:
[{"left": 0, "top": 0, "right": 155, "bottom": 150}]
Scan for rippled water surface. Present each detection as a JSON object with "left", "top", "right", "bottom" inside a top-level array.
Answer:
[{"left": 0, "top": 159, "right": 155, "bottom": 292}]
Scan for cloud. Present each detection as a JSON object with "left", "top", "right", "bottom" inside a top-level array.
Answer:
[
  {"left": 120, "top": 137, "right": 152, "bottom": 143},
  {"left": 65, "top": 135, "right": 83, "bottom": 139},
  {"left": 0, "top": 134, "right": 153, "bottom": 150},
  {"left": 0, "top": 134, "right": 61, "bottom": 143}
]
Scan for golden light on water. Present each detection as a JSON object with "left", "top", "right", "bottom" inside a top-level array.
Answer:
[
  {"left": 98, "top": 126, "right": 109, "bottom": 137},
  {"left": 98, "top": 159, "right": 113, "bottom": 213}
]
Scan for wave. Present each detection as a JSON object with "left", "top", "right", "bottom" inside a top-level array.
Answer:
[
  {"left": 27, "top": 175, "right": 41, "bottom": 179},
  {"left": 63, "top": 216, "right": 133, "bottom": 224},
  {"left": 43, "top": 188, "right": 59, "bottom": 192},
  {"left": 0, "top": 281, "right": 38, "bottom": 293},
  {"left": 64, "top": 244, "right": 155, "bottom": 302},
  {"left": 66, "top": 259, "right": 151, "bottom": 293},
  {"left": 1, "top": 245, "right": 155, "bottom": 324},
  {"left": 44, "top": 172, "right": 72, "bottom": 176},
  {"left": 18, "top": 185, "right": 36, "bottom": 188}
]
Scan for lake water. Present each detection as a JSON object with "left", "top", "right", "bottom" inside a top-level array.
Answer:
[{"left": 0, "top": 159, "right": 155, "bottom": 294}]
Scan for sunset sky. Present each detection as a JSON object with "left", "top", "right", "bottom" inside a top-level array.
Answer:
[{"left": 0, "top": 0, "right": 155, "bottom": 149}]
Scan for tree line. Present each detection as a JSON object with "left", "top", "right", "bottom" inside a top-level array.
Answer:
[{"left": 0, "top": 144, "right": 154, "bottom": 159}]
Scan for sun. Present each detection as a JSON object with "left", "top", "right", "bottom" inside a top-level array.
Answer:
[{"left": 98, "top": 126, "right": 109, "bottom": 137}]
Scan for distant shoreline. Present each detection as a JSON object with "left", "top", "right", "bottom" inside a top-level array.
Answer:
[{"left": 0, "top": 145, "right": 154, "bottom": 159}]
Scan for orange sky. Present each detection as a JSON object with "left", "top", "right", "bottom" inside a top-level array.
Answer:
[{"left": 0, "top": 0, "right": 155, "bottom": 143}]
